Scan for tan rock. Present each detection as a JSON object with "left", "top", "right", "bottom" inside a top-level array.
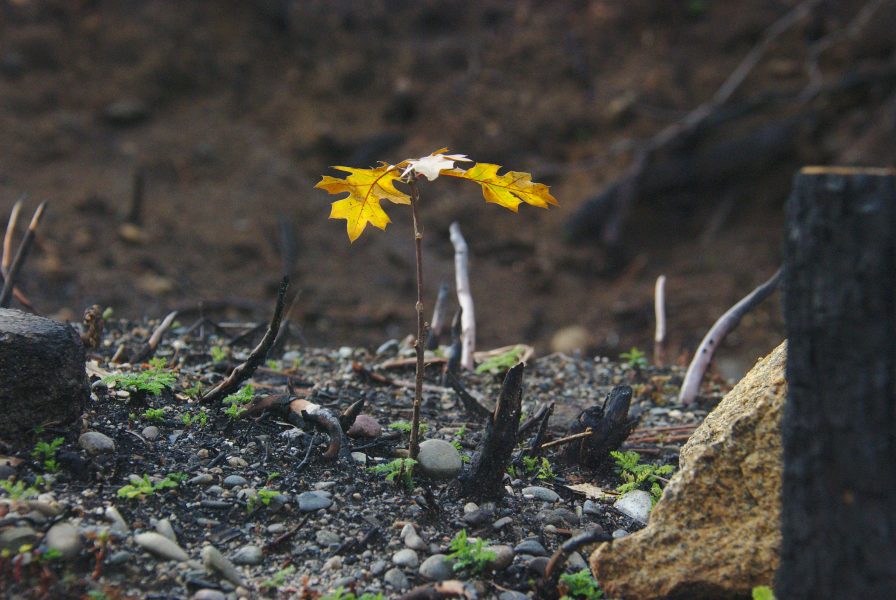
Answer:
[{"left": 591, "top": 341, "right": 787, "bottom": 599}]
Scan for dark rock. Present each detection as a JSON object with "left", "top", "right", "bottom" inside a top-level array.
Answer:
[{"left": 0, "top": 309, "right": 88, "bottom": 443}]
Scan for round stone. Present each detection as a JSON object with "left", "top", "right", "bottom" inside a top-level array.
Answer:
[
  {"left": 297, "top": 491, "right": 333, "bottom": 512},
  {"left": 347, "top": 415, "right": 382, "bottom": 438},
  {"left": 419, "top": 554, "right": 454, "bottom": 581},
  {"left": 223, "top": 475, "right": 248, "bottom": 488},
  {"left": 416, "top": 439, "right": 462, "bottom": 479},
  {"left": 485, "top": 545, "right": 514, "bottom": 570},
  {"left": 521, "top": 486, "right": 559, "bottom": 502},
  {"left": 384, "top": 567, "right": 409, "bottom": 590},
  {"left": 232, "top": 545, "right": 263, "bottom": 565},
  {"left": 141, "top": 426, "right": 160, "bottom": 440},
  {"left": 78, "top": 431, "right": 116, "bottom": 455},
  {"left": 392, "top": 548, "right": 419, "bottom": 568},
  {"left": 613, "top": 489, "right": 653, "bottom": 524},
  {"left": 134, "top": 532, "right": 189, "bottom": 562},
  {"left": 513, "top": 539, "right": 547, "bottom": 556}
]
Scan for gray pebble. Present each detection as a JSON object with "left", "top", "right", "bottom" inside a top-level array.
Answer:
[
  {"left": 45, "top": 521, "right": 81, "bottom": 560},
  {"left": 191, "top": 590, "right": 226, "bottom": 600},
  {"left": 392, "top": 548, "right": 419, "bottom": 568},
  {"left": 223, "top": 475, "right": 248, "bottom": 488},
  {"left": 493, "top": 516, "right": 514, "bottom": 530},
  {"left": 201, "top": 544, "right": 244, "bottom": 586},
  {"left": 297, "top": 491, "right": 333, "bottom": 512},
  {"left": 566, "top": 551, "right": 588, "bottom": 571},
  {"left": 189, "top": 473, "right": 215, "bottom": 486},
  {"left": 370, "top": 559, "right": 387, "bottom": 575},
  {"left": 135, "top": 532, "right": 189, "bottom": 562},
  {"left": 416, "top": 439, "right": 462, "bottom": 479},
  {"left": 232, "top": 544, "right": 263, "bottom": 566},
  {"left": 612, "top": 529, "right": 630, "bottom": 539},
  {"left": 462, "top": 507, "right": 494, "bottom": 528},
  {"left": 104, "top": 506, "right": 129, "bottom": 532},
  {"left": 613, "top": 490, "right": 653, "bottom": 524},
  {"left": 418, "top": 553, "right": 454, "bottom": 581},
  {"left": 513, "top": 539, "right": 547, "bottom": 556},
  {"left": 583, "top": 500, "right": 601, "bottom": 516},
  {"left": 78, "top": 431, "right": 116, "bottom": 455},
  {"left": 267, "top": 523, "right": 287, "bottom": 534},
  {"left": 521, "top": 486, "right": 559, "bottom": 502},
  {"left": 153, "top": 518, "right": 177, "bottom": 543},
  {"left": 499, "top": 591, "right": 530, "bottom": 600},
  {"left": 141, "top": 426, "right": 160, "bottom": 441},
  {"left": 107, "top": 550, "right": 132, "bottom": 566},
  {"left": 486, "top": 545, "right": 514, "bottom": 570},
  {"left": 384, "top": 567, "right": 409, "bottom": 590},
  {"left": 0, "top": 526, "right": 38, "bottom": 552},
  {"left": 315, "top": 530, "right": 342, "bottom": 547}
]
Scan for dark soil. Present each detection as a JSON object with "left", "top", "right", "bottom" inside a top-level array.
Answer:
[
  {"left": 0, "top": 316, "right": 727, "bottom": 599},
  {"left": 2, "top": 1, "right": 894, "bottom": 381}
]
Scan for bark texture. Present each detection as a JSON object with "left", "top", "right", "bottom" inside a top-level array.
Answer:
[
  {"left": 0, "top": 308, "right": 88, "bottom": 443},
  {"left": 779, "top": 166, "right": 896, "bottom": 598}
]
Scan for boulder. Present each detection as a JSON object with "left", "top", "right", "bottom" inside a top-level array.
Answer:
[
  {"left": 591, "top": 342, "right": 787, "bottom": 599},
  {"left": 0, "top": 309, "right": 88, "bottom": 444}
]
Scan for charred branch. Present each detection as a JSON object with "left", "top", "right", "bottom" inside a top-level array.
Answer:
[{"left": 562, "top": 385, "right": 638, "bottom": 467}]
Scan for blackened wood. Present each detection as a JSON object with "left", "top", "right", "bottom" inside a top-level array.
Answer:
[
  {"left": 461, "top": 363, "right": 524, "bottom": 500},
  {"left": 779, "top": 166, "right": 896, "bottom": 599},
  {"left": 425, "top": 281, "right": 450, "bottom": 350},
  {"left": 0, "top": 308, "right": 88, "bottom": 443},
  {"left": 446, "top": 370, "right": 491, "bottom": 421},
  {"left": 562, "top": 385, "right": 637, "bottom": 467},
  {"left": 0, "top": 201, "right": 45, "bottom": 308}
]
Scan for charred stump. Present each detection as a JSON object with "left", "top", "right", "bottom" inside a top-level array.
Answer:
[
  {"left": 779, "top": 166, "right": 896, "bottom": 598},
  {"left": 461, "top": 363, "right": 524, "bottom": 500},
  {"left": 0, "top": 309, "right": 88, "bottom": 444},
  {"left": 562, "top": 385, "right": 637, "bottom": 467}
]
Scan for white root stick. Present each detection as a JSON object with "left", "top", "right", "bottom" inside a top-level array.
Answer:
[
  {"left": 654, "top": 274, "right": 667, "bottom": 366},
  {"left": 449, "top": 222, "right": 475, "bottom": 371},
  {"left": 678, "top": 268, "right": 782, "bottom": 404}
]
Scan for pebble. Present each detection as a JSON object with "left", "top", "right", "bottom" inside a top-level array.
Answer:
[
  {"left": 462, "top": 507, "right": 494, "bottom": 528},
  {"left": 232, "top": 545, "right": 263, "bottom": 566},
  {"left": 0, "top": 526, "right": 38, "bottom": 552},
  {"left": 493, "top": 516, "right": 513, "bottom": 530},
  {"left": 351, "top": 452, "right": 367, "bottom": 465},
  {"left": 227, "top": 457, "right": 248, "bottom": 468},
  {"left": 499, "top": 591, "right": 530, "bottom": 600},
  {"left": 403, "top": 529, "right": 427, "bottom": 551},
  {"left": 104, "top": 506, "right": 129, "bottom": 532},
  {"left": 267, "top": 524, "right": 287, "bottom": 534},
  {"left": 189, "top": 474, "right": 214, "bottom": 486},
  {"left": 542, "top": 508, "right": 579, "bottom": 527},
  {"left": 583, "top": 500, "right": 601, "bottom": 516},
  {"left": 201, "top": 544, "right": 244, "bottom": 586},
  {"left": 154, "top": 518, "right": 177, "bottom": 543},
  {"left": 614, "top": 490, "right": 653, "bottom": 524},
  {"left": 107, "top": 550, "right": 131, "bottom": 566},
  {"left": 78, "top": 431, "right": 116, "bottom": 455},
  {"left": 513, "top": 539, "right": 548, "bottom": 556},
  {"left": 416, "top": 439, "right": 462, "bottom": 479},
  {"left": 323, "top": 555, "right": 342, "bottom": 571},
  {"left": 315, "top": 530, "right": 342, "bottom": 547},
  {"left": 612, "top": 529, "right": 630, "bottom": 539},
  {"left": 0, "top": 464, "right": 16, "bottom": 479},
  {"left": 392, "top": 548, "right": 419, "bottom": 568},
  {"left": 223, "top": 475, "right": 248, "bottom": 488},
  {"left": 370, "top": 559, "right": 387, "bottom": 575},
  {"left": 192, "top": 590, "right": 226, "bottom": 600},
  {"left": 141, "top": 426, "right": 160, "bottom": 441},
  {"left": 338, "top": 346, "right": 353, "bottom": 358},
  {"left": 135, "top": 532, "right": 189, "bottom": 562},
  {"left": 418, "top": 553, "right": 454, "bottom": 581},
  {"left": 384, "top": 567, "right": 409, "bottom": 590},
  {"left": 297, "top": 491, "right": 333, "bottom": 512},
  {"left": 567, "top": 551, "right": 588, "bottom": 571},
  {"left": 313, "top": 481, "right": 337, "bottom": 491},
  {"left": 486, "top": 545, "right": 514, "bottom": 570},
  {"left": 347, "top": 415, "right": 382, "bottom": 438},
  {"left": 463, "top": 502, "right": 479, "bottom": 514},
  {"left": 521, "top": 486, "right": 559, "bottom": 502}
]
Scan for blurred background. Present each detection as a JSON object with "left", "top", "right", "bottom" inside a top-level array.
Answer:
[{"left": 1, "top": 0, "right": 894, "bottom": 378}]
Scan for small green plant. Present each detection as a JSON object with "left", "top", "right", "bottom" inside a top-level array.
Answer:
[
  {"left": 752, "top": 586, "right": 777, "bottom": 600},
  {"left": 448, "top": 529, "right": 496, "bottom": 574},
  {"left": 261, "top": 564, "right": 296, "bottom": 589},
  {"left": 181, "top": 409, "right": 208, "bottom": 428},
  {"left": 101, "top": 307, "right": 114, "bottom": 320},
  {"left": 210, "top": 345, "right": 228, "bottom": 363},
  {"left": 369, "top": 458, "right": 417, "bottom": 490},
  {"left": 31, "top": 437, "right": 64, "bottom": 472},
  {"left": 317, "top": 149, "right": 557, "bottom": 463},
  {"left": 185, "top": 382, "right": 204, "bottom": 399},
  {"left": 451, "top": 440, "right": 470, "bottom": 463},
  {"left": 0, "top": 478, "right": 39, "bottom": 500},
  {"left": 475, "top": 346, "right": 525, "bottom": 374},
  {"left": 610, "top": 450, "right": 674, "bottom": 504},
  {"left": 456, "top": 424, "right": 467, "bottom": 439},
  {"left": 559, "top": 568, "right": 604, "bottom": 599},
  {"left": 266, "top": 359, "right": 281, "bottom": 369},
  {"left": 247, "top": 489, "right": 282, "bottom": 513},
  {"left": 103, "top": 361, "right": 177, "bottom": 396},
  {"left": 116, "top": 472, "right": 187, "bottom": 500},
  {"left": 223, "top": 384, "right": 254, "bottom": 420},
  {"left": 320, "top": 589, "right": 384, "bottom": 600},
  {"left": 388, "top": 420, "right": 428, "bottom": 435},
  {"left": 619, "top": 347, "right": 648, "bottom": 369},
  {"left": 291, "top": 356, "right": 303, "bottom": 369},
  {"left": 267, "top": 471, "right": 280, "bottom": 482},
  {"left": 142, "top": 408, "right": 165, "bottom": 423},
  {"left": 522, "top": 455, "right": 556, "bottom": 480}
]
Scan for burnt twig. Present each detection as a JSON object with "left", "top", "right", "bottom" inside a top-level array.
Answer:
[
  {"left": 130, "top": 311, "right": 178, "bottom": 363},
  {"left": 539, "top": 527, "right": 613, "bottom": 597},
  {"left": 523, "top": 401, "right": 554, "bottom": 458},
  {"left": 0, "top": 201, "right": 46, "bottom": 309},
  {"left": 461, "top": 363, "right": 524, "bottom": 500},
  {"left": 201, "top": 276, "right": 290, "bottom": 404},
  {"left": 678, "top": 268, "right": 782, "bottom": 403},
  {"left": 338, "top": 398, "right": 366, "bottom": 432},
  {"left": 446, "top": 370, "right": 491, "bottom": 421},
  {"left": 443, "top": 307, "right": 463, "bottom": 384},
  {"left": 562, "top": 385, "right": 638, "bottom": 467},
  {"left": 425, "top": 281, "right": 450, "bottom": 350}
]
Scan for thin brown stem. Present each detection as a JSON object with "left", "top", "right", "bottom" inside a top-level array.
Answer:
[{"left": 407, "top": 176, "right": 425, "bottom": 461}]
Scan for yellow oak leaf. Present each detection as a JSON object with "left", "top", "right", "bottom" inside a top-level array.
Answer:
[
  {"left": 316, "top": 164, "right": 410, "bottom": 242},
  {"left": 444, "top": 163, "right": 559, "bottom": 212}
]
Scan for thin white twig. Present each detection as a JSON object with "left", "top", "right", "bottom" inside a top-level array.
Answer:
[
  {"left": 449, "top": 222, "right": 475, "bottom": 371},
  {"left": 654, "top": 275, "right": 667, "bottom": 366},
  {"left": 679, "top": 269, "right": 782, "bottom": 404}
]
